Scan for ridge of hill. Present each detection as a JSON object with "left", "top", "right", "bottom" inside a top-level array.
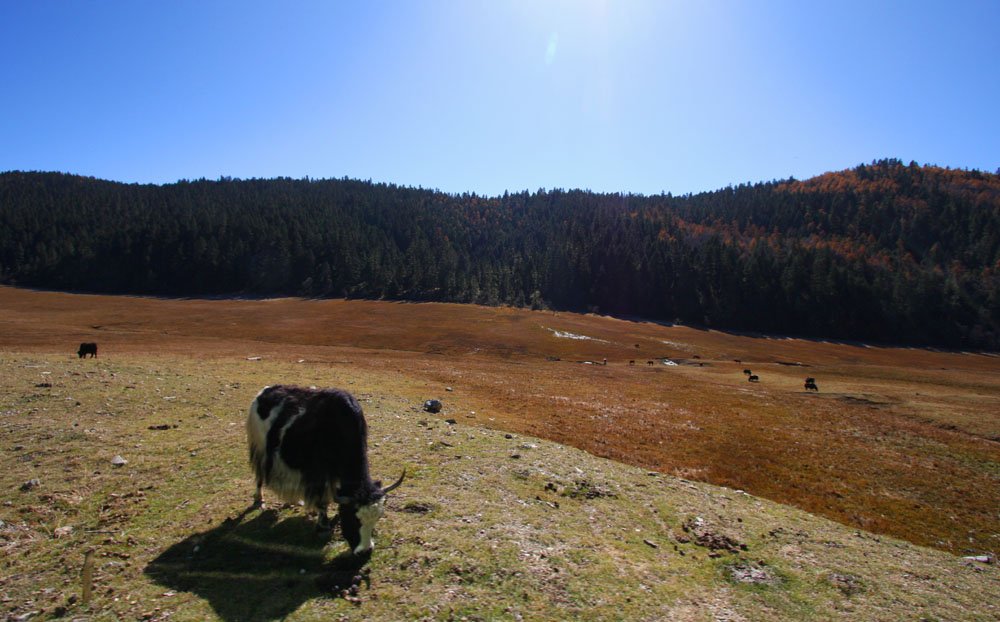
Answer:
[{"left": 2, "top": 159, "right": 998, "bottom": 349}]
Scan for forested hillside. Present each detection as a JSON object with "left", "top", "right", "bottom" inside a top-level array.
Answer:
[{"left": 2, "top": 159, "right": 998, "bottom": 349}]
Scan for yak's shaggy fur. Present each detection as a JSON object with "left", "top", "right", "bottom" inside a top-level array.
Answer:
[{"left": 247, "top": 384, "right": 403, "bottom": 554}]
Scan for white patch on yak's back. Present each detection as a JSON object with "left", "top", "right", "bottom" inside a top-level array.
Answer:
[
  {"left": 245, "top": 390, "right": 271, "bottom": 455},
  {"left": 246, "top": 392, "right": 338, "bottom": 511},
  {"left": 278, "top": 406, "right": 306, "bottom": 443},
  {"left": 264, "top": 405, "right": 310, "bottom": 505}
]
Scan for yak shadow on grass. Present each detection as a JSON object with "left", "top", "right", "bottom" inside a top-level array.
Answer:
[{"left": 145, "top": 506, "right": 369, "bottom": 622}]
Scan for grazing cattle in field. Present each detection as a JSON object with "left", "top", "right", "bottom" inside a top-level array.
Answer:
[
  {"left": 743, "top": 369, "right": 751, "bottom": 376},
  {"left": 647, "top": 360, "right": 654, "bottom": 366},
  {"left": 805, "top": 378, "right": 818, "bottom": 391},
  {"left": 77, "top": 342, "right": 98, "bottom": 358},
  {"left": 247, "top": 385, "right": 405, "bottom": 555},
  {"left": 748, "top": 375, "right": 759, "bottom": 382},
  {"left": 629, "top": 360, "right": 635, "bottom": 366}
]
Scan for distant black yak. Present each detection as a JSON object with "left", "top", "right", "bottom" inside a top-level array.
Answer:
[{"left": 77, "top": 342, "right": 97, "bottom": 358}]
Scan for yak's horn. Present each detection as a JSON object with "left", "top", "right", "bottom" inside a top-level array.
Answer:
[{"left": 382, "top": 469, "right": 406, "bottom": 494}]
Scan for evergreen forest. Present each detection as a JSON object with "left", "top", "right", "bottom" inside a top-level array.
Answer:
[{"left": 2, "top": 159, "right": 999, "bottom": 350}]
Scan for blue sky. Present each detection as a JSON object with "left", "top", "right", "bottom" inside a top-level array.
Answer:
[{"left": 2, "top": 1, "right": 998, "bottom": 196}]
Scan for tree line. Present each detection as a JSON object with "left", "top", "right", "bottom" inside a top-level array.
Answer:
[{"left": 1, "top": 159, "right": 998, "bottom": 350}]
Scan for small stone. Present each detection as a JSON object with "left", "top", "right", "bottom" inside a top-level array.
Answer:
[
  {"left": 53, "top": 526, "right": 74, "bottom": 538},
  {"left": 110, "top": 455, "right": 127, "bottom": 466},
  {"left": 20, "top": 479, "right": 41, "bottom": 491}
]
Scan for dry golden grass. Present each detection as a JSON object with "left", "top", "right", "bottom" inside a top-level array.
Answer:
[{"left": 2, "top": 286, "right": 998, "bottom": 557}]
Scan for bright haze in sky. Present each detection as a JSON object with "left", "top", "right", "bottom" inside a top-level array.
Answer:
[{"left": 2, "top": 1, "right": 998, "bottom": 197}]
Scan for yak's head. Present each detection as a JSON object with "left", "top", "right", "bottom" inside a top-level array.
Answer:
[{"left": 337, "top": 470, "right": 405, "bottom": 555}]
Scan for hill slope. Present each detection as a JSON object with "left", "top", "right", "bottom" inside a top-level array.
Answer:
[
  {"left": 2, "top": 354, "right": 998, "bottom": 621},
  {"left": 2, "top": 159, "right": 999, "bottom": 348},
  {"left": 2, "top": 286, "right": 998, "bottom": 559}
]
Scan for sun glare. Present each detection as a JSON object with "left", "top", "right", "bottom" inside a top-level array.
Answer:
[{"left": 545, "top": 31, "right": 558, "bottom": 65}]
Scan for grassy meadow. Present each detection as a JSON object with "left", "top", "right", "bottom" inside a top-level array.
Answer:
[{"left": 1, "top": 286, "right": 998, "bottom": 621}]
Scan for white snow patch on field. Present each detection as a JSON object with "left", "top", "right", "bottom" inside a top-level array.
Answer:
[{"left": 546, "top": 328, "right": 608, "bottom": 343}]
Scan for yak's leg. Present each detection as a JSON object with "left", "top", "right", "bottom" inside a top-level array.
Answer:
[
  {"left": 316, "top": 503, "right": 332, "bottom": 531},
  {"left": 303, "top": 479, "right": 332, "bottom": 530},
  {"left": 252, "top": 477, "right": 263, "bottom": 508}
]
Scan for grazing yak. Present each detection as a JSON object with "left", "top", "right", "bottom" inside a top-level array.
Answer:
[
  {"left": 805, "top": 377, "right": 819, "bottom": 391},
  {"left": 743, "top": 369, "right": 752, "bottom": 376},
  {"left": 77, "top": 342, "right": 98, "bottom": 358},
  {"left": 247, "top": 385, "right": 405, "bottom": 555},
  {"left": 748, "top": 374, "right": 759, "bottom": 382}
]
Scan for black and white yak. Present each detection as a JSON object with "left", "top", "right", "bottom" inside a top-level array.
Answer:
[{"left": 247, "top": 385, "right": 405, "bottom": 555}]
